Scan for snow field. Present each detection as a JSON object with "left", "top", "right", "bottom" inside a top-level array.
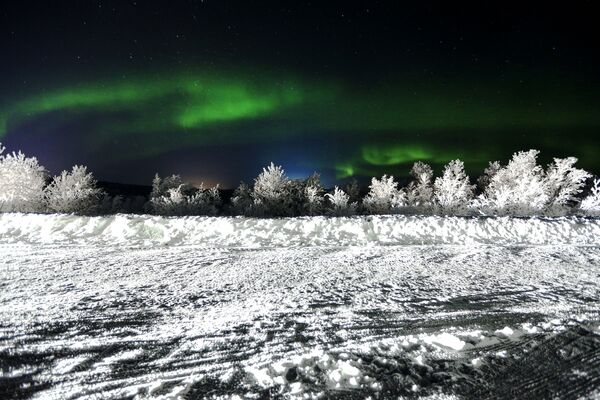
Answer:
[{"left": 2, "top": 241, "right": 599, "bottom": 398}]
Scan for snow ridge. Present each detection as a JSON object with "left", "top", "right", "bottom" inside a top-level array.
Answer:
[{"left": 1, "top": 213, "right": 599, "bottom": 247}]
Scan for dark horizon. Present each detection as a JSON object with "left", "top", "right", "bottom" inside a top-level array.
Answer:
[{"left": 2, "top": 1, "right": 599, "bottom": 188}]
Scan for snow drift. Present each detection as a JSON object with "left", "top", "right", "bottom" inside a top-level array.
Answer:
[{"left": 1, "top": 213, "right": 599, "bottom": 247}]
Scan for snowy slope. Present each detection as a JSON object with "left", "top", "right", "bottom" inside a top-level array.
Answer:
[{"left": 1, "top": 212, "right": 600, "bottom": 247}]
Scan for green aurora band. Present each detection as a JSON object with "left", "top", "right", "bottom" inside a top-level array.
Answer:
[
  {"left": 1, "top": 69, "right": 599, "bottom": 179},
  {"left": 0, "top": 73, "right": 310, "bottom": 135}
]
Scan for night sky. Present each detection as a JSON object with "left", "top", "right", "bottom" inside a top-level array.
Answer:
[{"left": 1, "top": 1, "right": 599, "bottom": 187}]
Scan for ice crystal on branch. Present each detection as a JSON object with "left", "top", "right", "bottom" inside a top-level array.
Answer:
[{"left": 580, "top": 179, "right": 600, "bottom": 216}]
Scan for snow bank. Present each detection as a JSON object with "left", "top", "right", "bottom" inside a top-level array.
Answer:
[{"left": 1, "top": 213, "right": 599, "bottom": 247}]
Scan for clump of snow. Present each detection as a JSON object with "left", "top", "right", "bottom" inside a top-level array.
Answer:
[
  {"left": 425, "top": 332, "right": 468, "bottom": 351},
  {"left": 494, "top": 327, "right": 515, "bottom": 337},
  {"left": 246, "top": 366, "right": 274, "bottom": 387},
  {"left": 1, "top": 213, "right": 599, "bottom": 248}
]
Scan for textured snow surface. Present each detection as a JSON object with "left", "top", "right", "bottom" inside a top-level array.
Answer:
[
  {"left": 2, "top": 231, "right": 600, "bottom": 399},
  {"left": 1, "top": 213, "right": 600, "bottom": 247}
]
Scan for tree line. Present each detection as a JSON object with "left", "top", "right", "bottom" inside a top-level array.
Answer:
[{"left": 1, "top": 143, "right": 599, "bottom": 217}]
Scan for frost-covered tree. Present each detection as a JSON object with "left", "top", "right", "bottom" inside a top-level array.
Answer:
[
  {"left": 150, "top": 174, "right": 220, "bottom": 215},
  {"left": 325, "top": 186, "right": 356, "bottom": 216},
  {"left": 231, "top": 168, "right": 319, "bottom": 217},
  {"left": 0, "top": 144, "right": 48, "bottom": 213},
  {"left": 434, "top": 160, "right": 475, "bottom": 214},
  {"left": 580, "top": 179, "right": 600, "bottom": 216},
  {"left": 475, "top": 150, "right": 591, "bottom": 216},
  {"left": 252, "top": 162, "right": 292, "bottom": 216},
  {"left": 301, "top": 172, "right": 324, "bottom": 216},
  {"left": 150, "top": 174, "right": 187, "bottom": 200},
  {"left": 303, "top": 187, "right": 323, "bottom": 216},
  {"left": 189, "top": 184, "right": 221, "bottom": 215},
  {"left": 230, "top": 181, "right": 254, "bottom": 216},
  {"left": 543, "top": 157, "right": 591, "bottom": 215},
  {"left": 476, "top": 150, "right": 548, "bottom": 216},
  {"left": 344, "top": 178, "right": 361, "bottom": 205},
  {"left": 153, "top": 185, "right": 221, "bottom": 216},
  {"left": 44, "top": 165, "right": 103, "bottom": 214},
  {"left": 477, "top": 161, "right": 502, "bottom": 192},
  {"left": 362, "top": 175, "right": 406, "bottom": 214},
  {"left": 406, "top": 161, "right": 434, "bottom": 211},
  {"left": 253, "top": 162, "right": 289, "bottom": 200}
]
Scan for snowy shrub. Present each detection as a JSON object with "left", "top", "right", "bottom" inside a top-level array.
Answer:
[
  {"left": 325, "top": 186, "right": 356, "bottom": 216},
  {"left": 253, "top": 163, "right": 289, "bottom": 201},
  {"left": 150, "top": 174, "right": 221, "bottom": 216},
  {"left": 251, "top": 162, "right": 293, "bottom": 216},
  {"left": 302, "top": 177, "right": 325, "bottom": 216},
  {"left": 543, "top": 157, "right": 590, "bottom": 215},
  {"left": 0, "top": 144, "right": 48, "bottom": 213},
  {"left": 157, "top": 185, "right": 220, "bottom": 216},
  {"left": 295, "top": 172, "right": 324, "bottom": 216},
  {"left": 230, "top": 182, "right": 254, "bottom": 216},
  {"left": 406, "top": 161, "right": 434, "bottom": 212},
  {"left": 260, "top": 172, "right": 324, "bottom": 217},
  {"left": 475, "top": 151, "right": 592, "bottom": 216},
  {"left": 150, "top": 174, "right": 186, "bottom": 200},
  {"left": 303, "top": 185, "right": 323, "bottom": 215},
  {"left": 477, "top": 161, "right": 502, "bottom": 192},
  {"left": 434, "top": 160, "right": 475, "bottom": 214},
  {"left": 475, "top": 150, "right": 548, "bottom": 216},
  {"left": 580, "top": 179, "right": 600, "bottom": 216},
  {"left": 44, "top": 165, "right": 103, "bottom": 214},
  {"left": 240, "top": 167, "right": 324, "bottom": 217},
  {"left": 362, "top": 175, "right": 406, "bottom": 214},
  {"left": 344, "top": 178, "right": 361, "bottom": 205}
]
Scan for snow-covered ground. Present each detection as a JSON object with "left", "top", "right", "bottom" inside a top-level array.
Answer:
[{"left": 1, "top": 214, "right": 599, "bottom": 399}]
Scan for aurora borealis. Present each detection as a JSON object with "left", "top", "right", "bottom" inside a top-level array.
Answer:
[{"left": 1, "top": 2, "right": 599, "bottom": 187}]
